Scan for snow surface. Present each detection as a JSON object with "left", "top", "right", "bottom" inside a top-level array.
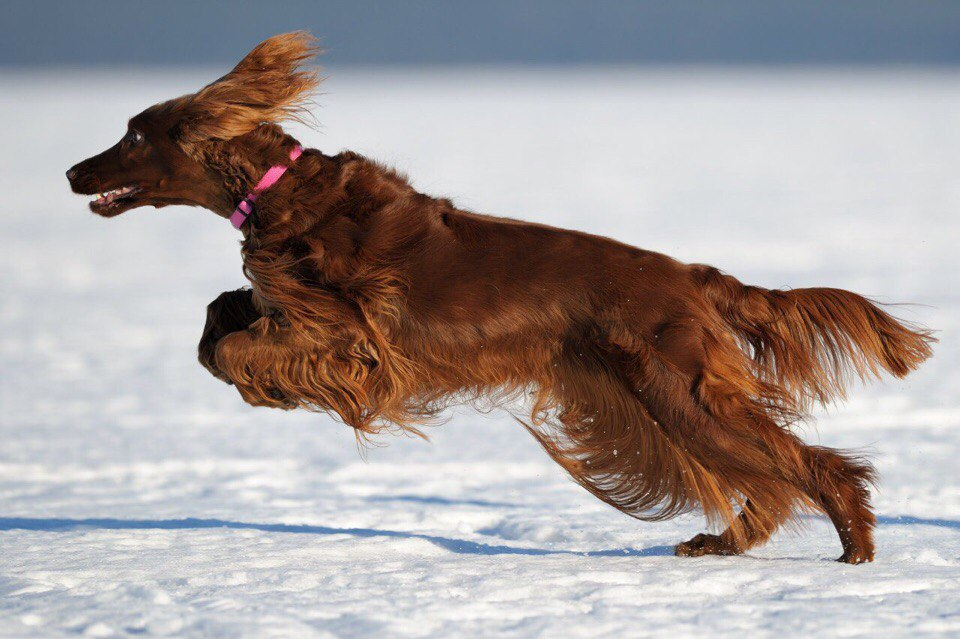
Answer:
[{"left": 1, "top": 68, "right": 959, "bottom": 638}]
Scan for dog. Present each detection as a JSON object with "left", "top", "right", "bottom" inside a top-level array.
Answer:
[{"left": 67, "top": 32, "right": 934, "bottom": 563}]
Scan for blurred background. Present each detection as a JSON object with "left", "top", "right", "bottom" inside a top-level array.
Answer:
[
  {"left": 1, "top": 3, "right": 959, "bottom": 638},
  {"left": 4, "top": 0, "right": 960, "bottom": 67}
]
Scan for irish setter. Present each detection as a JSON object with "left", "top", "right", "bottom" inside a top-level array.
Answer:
[{"left": 67, "top": 32, "right": 934, "bottom": 563}]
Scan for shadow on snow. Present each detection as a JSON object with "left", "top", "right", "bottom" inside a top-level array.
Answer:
[
  {"left": 0, "top": 516, "right": 674, "bottom": 557},
  {"left": 366, "top": 494, "right": 518, "bottom": 509},
  {"left": 0, "top": 514, "right": 952, "bottom": 558},
  {"left": 875, "top": 515, "right": 960, "bottom": 530}
]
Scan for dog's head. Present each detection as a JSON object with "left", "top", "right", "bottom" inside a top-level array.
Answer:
[{"left": 67, "top": 32, "right": 319, "bottom": 217}]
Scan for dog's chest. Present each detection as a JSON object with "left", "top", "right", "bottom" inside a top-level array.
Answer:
[
  {"left": 250, "top": 286, "right": 275, "bottom": 316},
  {"left": 243, "top": 265, "right": 276, "bottom": 316},
  {"left": 241, "top": 238, "right": 280, "bottom": 316}
]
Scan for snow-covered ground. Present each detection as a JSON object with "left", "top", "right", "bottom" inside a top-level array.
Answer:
[{"left": 1, "top": 68, "right": 958, "bottom": 638}]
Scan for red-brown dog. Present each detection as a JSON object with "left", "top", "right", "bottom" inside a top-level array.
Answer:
[{"left": 67, "top": 32, "right": 934, "bottom": 563}]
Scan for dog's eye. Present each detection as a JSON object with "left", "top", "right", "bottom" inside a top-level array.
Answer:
[{"left": 124, "top": 130, "right": 144, "bottom": 146}]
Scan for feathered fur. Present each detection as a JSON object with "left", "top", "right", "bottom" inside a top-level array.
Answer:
[{"left": 67, "top": 32, "right": 936, "bottom": 563}]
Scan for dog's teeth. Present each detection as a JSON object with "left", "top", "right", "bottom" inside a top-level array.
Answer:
[{"left": 91, "top": 186, "right": 136, "bottom": 206}]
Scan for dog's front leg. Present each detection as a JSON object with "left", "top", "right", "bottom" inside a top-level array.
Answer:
[
  {"left": 198, "top": 288, "right": 263, "bottom": 383},
  {"left": 213, "top": 317, "right": 386, "bottom": 429}
]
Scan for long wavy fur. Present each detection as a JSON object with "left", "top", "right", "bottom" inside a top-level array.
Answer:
[
  {"left": 693, "top": 265, "right": 935, "bottom": 407},
  {"left": 81, "top": 32, "right": 935, "bottom": 562}
]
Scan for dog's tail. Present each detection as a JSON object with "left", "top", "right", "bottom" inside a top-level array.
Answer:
[{"left": 691, "top": 265, "right": 935, "bottom": 407}]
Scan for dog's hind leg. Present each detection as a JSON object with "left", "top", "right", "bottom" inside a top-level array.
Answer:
[
  {"left": 677, "top": 428, "right": 878, "bottom": 563},
  {"left": 663, "top": 319, "right": 878, "bottom": 562},
  {"left": 601, "top": 322, "right": 810, "bottom": 556},
  {"left": 522, "top": 326, "right": 803, "bottom": 553},
  {"left": 675, "top": 498, "right": 790, "bottom": 557},
  {"left": 796, "top": 445, "right": 877, "bottom": 563},
  {"left": 688, "top": 326, "right": 878, "bottom": 564}
]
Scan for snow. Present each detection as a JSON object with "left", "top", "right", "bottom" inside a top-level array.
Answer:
[{"left": 1, "top": 68, "right": 959, "bottom": 638}]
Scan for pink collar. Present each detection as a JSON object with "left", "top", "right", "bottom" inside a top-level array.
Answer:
[{"left": 229, "top": 144, "right": 303, "bottom": 229}]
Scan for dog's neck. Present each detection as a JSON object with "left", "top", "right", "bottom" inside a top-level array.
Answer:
[
  {"left": 228, "top": 145, "right": 303, "bottom": 230},
  {"left": 203, "top": 125, "right": 304, "bottom": 222}
]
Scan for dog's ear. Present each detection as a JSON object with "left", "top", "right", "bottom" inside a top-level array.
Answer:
[{"left": 182, "top": 31, "right": 320, "bottom": 142}]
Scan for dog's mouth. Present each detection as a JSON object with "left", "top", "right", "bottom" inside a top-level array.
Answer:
[{"left": 89, "top": 185, "right": 142, "bottom": 215}]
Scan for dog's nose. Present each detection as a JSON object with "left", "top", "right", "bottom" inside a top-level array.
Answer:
[{"left": 66, "top": 168, "right": 78, "bottom": 181}]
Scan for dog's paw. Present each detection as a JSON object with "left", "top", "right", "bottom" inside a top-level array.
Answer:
[
  {"left": 837, "top": 547, "right": 875, "bottom": 564},
  {"left": 198, "top": 358, "right": 234, "bottom": 385},
  {"left": 675, "top": 533, "right": 740, "bottom": 557}
]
